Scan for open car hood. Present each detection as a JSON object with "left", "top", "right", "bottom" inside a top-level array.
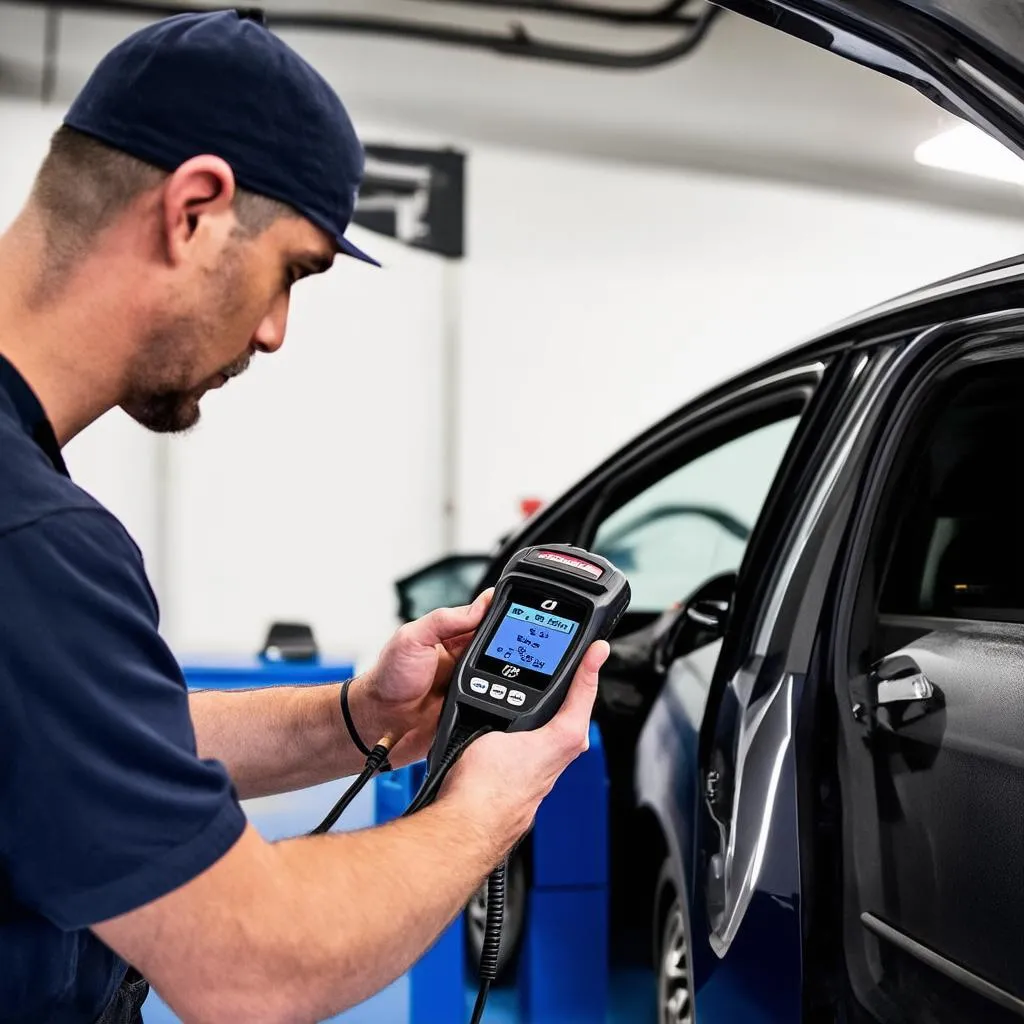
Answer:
[{"left": 716, "top": 0, "right": 1024, "bottom": 160}]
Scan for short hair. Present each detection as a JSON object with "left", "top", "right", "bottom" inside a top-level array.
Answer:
[{"left": 29, "top": 125, "right": 293, "bottom": 296}]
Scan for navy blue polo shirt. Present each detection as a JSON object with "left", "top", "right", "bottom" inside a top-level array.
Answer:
[{"left": 0, "top": 356, "right": 247, "bottom": 1022}]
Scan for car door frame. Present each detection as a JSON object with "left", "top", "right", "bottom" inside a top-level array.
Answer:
[
  {"left": 713, "top": 307, "right": 1024, "bottom": 1021},
  {"left": 638, "top": 340, "right": 904, "bottom": 1023},
  {"left": 818, "top": 312, "right": 1024, "bottom": 1022}
]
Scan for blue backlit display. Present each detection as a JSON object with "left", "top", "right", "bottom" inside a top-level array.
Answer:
[{"left": 484, "top": 602, "right": 579, "bottom": 676}]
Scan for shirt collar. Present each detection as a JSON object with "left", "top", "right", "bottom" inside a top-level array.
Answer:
[{"left": 0, "top": 354, "right": 70, "bottom": 478}]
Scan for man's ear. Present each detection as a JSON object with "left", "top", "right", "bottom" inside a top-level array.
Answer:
[{"left": 160, "top": 155, "right": 237, "bottom": 266}]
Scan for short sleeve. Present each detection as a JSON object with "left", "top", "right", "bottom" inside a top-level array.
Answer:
[{"left": 0, "top": 509, "right": 246, "bottom": 930}]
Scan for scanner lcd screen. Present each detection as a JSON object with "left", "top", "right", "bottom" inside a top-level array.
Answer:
[{"left": 483, "top": 602, "right": 579, "bottom": 677}]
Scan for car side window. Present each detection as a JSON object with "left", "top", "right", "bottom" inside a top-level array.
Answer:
[
  {"left": 592, "top": 416, "right": 800, "bottom": 613},
  {"left": 879, "top": 365, "right": 1024, "bottom": 622}
]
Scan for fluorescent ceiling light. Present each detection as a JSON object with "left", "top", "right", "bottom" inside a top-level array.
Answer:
[{"left": 915, "top": 123, "right": 1024, "bottom": 186}]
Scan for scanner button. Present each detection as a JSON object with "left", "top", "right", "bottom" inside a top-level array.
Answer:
[
  {"left": 469, "top": 677, "right": 489, "bottom": 694},
  {"left": 507, "top": 690, "right": 526, "bottom": 708},
  {"left": 489, "top": 683, "right": 508, "bottom": 700}
]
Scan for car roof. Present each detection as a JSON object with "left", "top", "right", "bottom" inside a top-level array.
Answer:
[{"left": 803, "top": 250, "right": 1024, "bottom": 351}]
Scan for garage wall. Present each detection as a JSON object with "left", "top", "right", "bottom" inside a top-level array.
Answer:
[
  {"left": 3, "top": 96, "right": 1024, "bottom": 668},
  {"left": 162, "top": 235, "right": 447, "bottom": 663}
]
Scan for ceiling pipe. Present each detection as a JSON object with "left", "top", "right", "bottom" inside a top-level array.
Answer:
[{"left": 3, "top": 0, "right": 723, "bottom": 71}]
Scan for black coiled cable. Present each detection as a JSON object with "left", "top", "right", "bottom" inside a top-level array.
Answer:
[
  {"left": 470, "top": 858, "right": 507, "bottom": 1024},
  {"left": 402, "top": 726, "right": 492, "bottom": 818},
  {"left": 309, "top": 723, "right": 501, "bottom": 1022},
  {"left": 402, "top": 725, "right": 501, "bottom": 1023}
]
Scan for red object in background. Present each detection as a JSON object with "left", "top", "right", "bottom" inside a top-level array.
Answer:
[{"left": 520, "top": 497, "right": 544, "bottom": 519}]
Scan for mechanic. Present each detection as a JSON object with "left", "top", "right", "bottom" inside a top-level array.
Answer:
[{"left": 0, "top": 11, "right": 609, "bottom": 1024}]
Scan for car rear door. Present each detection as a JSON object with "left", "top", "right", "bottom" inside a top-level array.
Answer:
[
  {"left": 821, "top": 316, "right": 1024, "bottom": 1024},
  {"left": 753, "top": 311, "right": 1024, "bottom": 1022},
  {"left": 715, "top": 0, "right": 1024, "bottom": 160}
]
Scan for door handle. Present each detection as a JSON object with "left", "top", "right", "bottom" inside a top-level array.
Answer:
[
  {"left": 876, "top": 672, "right": 934, "bottom": 706},
  {"left": 868, "top": 655, "right": 942, "bottom": 731}
]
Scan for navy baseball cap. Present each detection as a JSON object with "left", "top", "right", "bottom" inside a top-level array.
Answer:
[{"left": 64, "top": 9, "right": 379, "bottom": 267}]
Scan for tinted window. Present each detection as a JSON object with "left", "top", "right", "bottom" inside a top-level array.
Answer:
[
  {"left": 592, "top": 417, "right": 799, "bottom": 612},
  {"left": 880, "top": 365, "right": 1024, "bottom": 622}
]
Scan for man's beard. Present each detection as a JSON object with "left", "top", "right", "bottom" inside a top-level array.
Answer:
[
  {"left": 120, "top": 321, "right": 252, "bottom": 434},
  {"left": 120, "top": 252, "right": 252, "bottom": 434}
]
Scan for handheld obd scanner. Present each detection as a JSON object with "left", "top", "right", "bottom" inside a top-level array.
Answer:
[
  {"left": 310, "top": 544, "right": 630, "bottom": 1023},
  {"left": 417, "top": 544, "right": 630, "bottom": 1023},
  {"left": 427, "top": 543, "right": 630, "bottom": 774}
]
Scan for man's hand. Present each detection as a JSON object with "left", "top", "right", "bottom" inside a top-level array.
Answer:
[
  {"left": 439, "top": 638, "right": 611, "bottom": 851},
  {"left": 189, "top": 591, "right": 496, "bottom": 799},
  {"left": 95, "top": 632, "right": 610, "bottom": 1023},
  {"left": 348, "top": 589, "right": 494, "bottom": 767}
]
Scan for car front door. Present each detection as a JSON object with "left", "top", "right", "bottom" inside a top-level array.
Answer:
[
  {"left": 491, "top": 359, "right": 825, "bottom": 972},
  {"left": 635, "top": 342, "right": 899, "bottom": 1023},
  {"left": 460, "top": 355, "right": 824, "bottom": 980}
]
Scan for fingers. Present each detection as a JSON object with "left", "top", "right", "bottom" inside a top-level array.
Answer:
[
  {"left": 438, "top": 641, "right": 611, "bottom": 840},
  {"left": 401, "top": 589, "right": 494, "bottom": 650}
]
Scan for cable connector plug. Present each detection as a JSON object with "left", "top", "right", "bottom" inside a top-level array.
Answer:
[
  {"left": 309, "top": 737, "right": 394, "bottom": 836},
  {"left": 366, "top": 739, "right": 393, "bottom": 775}
]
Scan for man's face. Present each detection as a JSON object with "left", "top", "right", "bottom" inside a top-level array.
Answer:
[{"left": 120, "top": 212, "right": 335, "bottom": 433}]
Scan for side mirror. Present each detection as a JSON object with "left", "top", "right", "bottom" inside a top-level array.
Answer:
[
  {"left": 394, "top": 554, "right": 491, "bottom": 622},
  {"left": 653, "top": 572, "right": 737, "bottom": 673}
]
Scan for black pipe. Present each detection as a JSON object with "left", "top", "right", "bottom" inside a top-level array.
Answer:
[
  {"left": 1, "top": 0, "right": 722, "bottom": 71},
  {"left": 401, "top": 0, "right": 700, "bottom": 27}
]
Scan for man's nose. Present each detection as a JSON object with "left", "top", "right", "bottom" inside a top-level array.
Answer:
[{"left": 252, "top": 292, "right": 289, "bottom": 354}]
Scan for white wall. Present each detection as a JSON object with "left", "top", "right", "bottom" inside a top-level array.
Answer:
[
  {"left": 3, "top": 96, "right": 1024, "bottom": 667},
  {"left": 457, "top": 144, "right": 1024, "bottom": 549},
  {"left": 163, "top": 234, "right": 447, "bottom": 662}
]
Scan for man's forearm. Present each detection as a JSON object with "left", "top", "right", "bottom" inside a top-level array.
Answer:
[
  {"left": 190, "top": 678, "right": 390, "bottom": 799},
  {"left": 265, "top": 798, "right": 508, "bottom": 1020},
  {"left": 103, "top": 796, "right": 518, "bottom": 1024}
]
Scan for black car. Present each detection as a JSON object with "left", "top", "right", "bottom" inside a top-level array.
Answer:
[{"left": 398, "top": 4, "right": 1024, "bottom": 1020}]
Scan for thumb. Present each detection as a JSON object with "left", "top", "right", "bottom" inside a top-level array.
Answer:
[
  {"left": 550, "top": 640, "right": 609, "bottom": 736},
  {"left": 404, "top": 588, "right": 495, "bottom": 649}
]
